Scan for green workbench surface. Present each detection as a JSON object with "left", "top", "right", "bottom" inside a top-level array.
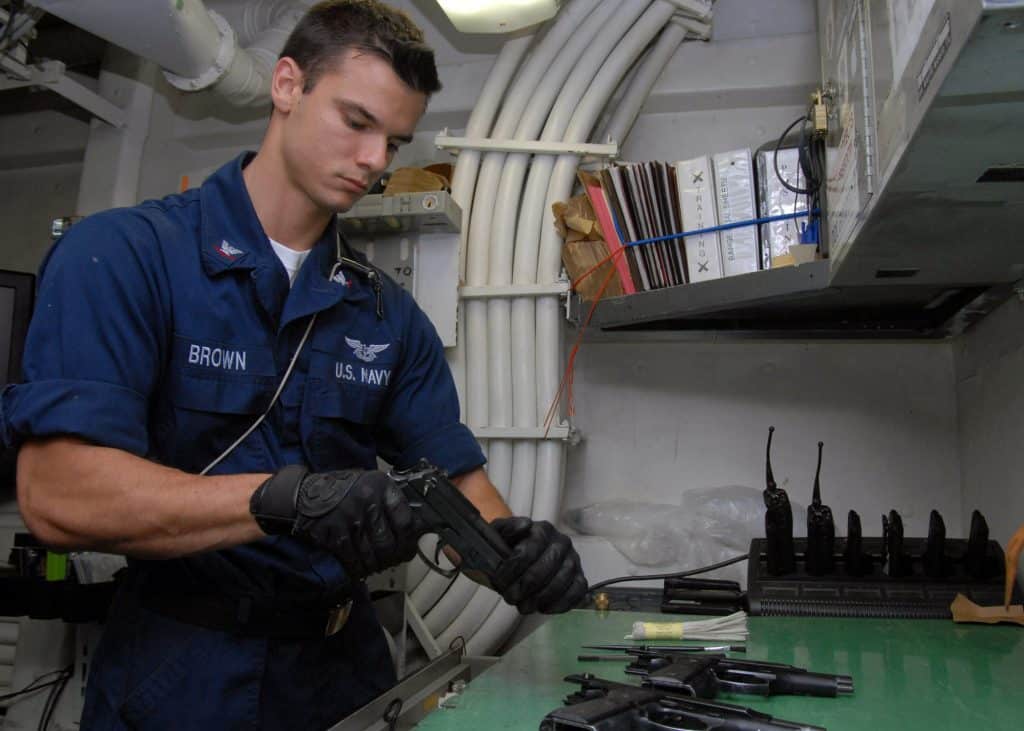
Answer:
[{"left": 416, "top": 610, "right": 1024, "bottom": 730}]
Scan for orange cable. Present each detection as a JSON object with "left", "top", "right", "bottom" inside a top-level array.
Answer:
[
  {"left": 544, "top": 261, "right": 618, "bottom": 435},
  {"left": 571, "top": 245, "right": 625, "bottom": 290},
  {"left": 1006, "top": 522, "right": 1024, "bottom": 608}
]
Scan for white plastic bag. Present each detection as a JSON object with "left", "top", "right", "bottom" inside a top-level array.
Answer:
[{"left": 564, "top": 486, "right": 807, "bottom": 583}]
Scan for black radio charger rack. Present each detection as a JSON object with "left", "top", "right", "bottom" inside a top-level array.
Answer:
[
  {"left": 746, "top": 530, "right": 1018, "bottom": 619},
  {"left": 750, "top": 428, "right": 1020, "bottom": 618}
]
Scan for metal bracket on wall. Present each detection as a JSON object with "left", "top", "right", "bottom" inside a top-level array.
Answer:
[
  {"left": 436, "top": 129, "right": 618, "bottom": 160},
  {"left": 471, "top": 425, "right": 578, "bottom": 444},
  {"left": 0, "top": 55, "right": 125, "bottom": 128},
  {"left": 458, "top": 282, "right": 571, "bottom": 299}
]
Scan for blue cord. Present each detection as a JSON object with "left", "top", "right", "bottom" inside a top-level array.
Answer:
[{"left": 611, "top": 209, "right": 820, "bottom": 250}]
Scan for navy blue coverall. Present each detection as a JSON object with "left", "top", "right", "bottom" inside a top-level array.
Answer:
[{"left": 0, "top": 153, "right": 486, "bottom": 729}]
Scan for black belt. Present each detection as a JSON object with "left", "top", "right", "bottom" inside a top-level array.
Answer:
[{"left": 139, "top": 591, "right": 354, "bottom": 640}]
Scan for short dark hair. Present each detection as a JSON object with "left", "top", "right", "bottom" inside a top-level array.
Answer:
[{"left": 281, "top": 0, "right": 441, "bottom": 96}]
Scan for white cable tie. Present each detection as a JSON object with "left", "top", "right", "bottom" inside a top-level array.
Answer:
[
  {"left": 662, "top": 0, "right": 712, "bottom": 23},
  {"left": 670, "top": 16, "right": 712, "bottom": 40}
]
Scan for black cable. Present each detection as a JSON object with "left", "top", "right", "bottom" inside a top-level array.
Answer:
[
  {"left": 39, "top": 669, "right": 72, "bottom": 731},
  {"left": 36, "top": 666, "right": 72, "bottom": 731},
  {"left": 0, "top": 667, "right": 69, "bottom": 704},
  {"left": 416, "top": 544, "right": 458, "bottom": 580},
  {"left": 773, "top": 115, "right": 818, "bottom": 195},
  {"left": 587, "top": 554, "right": 749, "bottom": 593},
  {"left": 805, "top": 134, "right": 826, "bottom": 193},
  {"left": 448, "top": 636, "right": 467, "bottom": 656},
  {"left": 382, "top": 697, "right": 403, "bottom": 731},
  {"left": 767, "top": 107, "right": 828, "bottom": 252},
  {"left": 0, "top": 679, "right": 63, "bottom": 704}
]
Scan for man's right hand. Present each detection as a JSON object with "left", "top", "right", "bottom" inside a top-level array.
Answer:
[{"left": 250, "top": 466, "right": 423, "bottom": 578}]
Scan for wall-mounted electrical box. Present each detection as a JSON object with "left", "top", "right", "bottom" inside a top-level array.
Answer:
[
  {"left": 820, "top": 0, "right": 1024, "bottom": 288},
  {"left": 571, "top": 0, "right": 1024, "bottom": 337},
  {"left": 338, "top": 191, "right": 461, "bottom": 236},
  {"left": 339, "top": 192, "right": 462, "bottom": 347}
]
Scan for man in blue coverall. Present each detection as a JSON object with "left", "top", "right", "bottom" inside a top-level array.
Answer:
[{"left": 0, "top": 1, "right": 588, "bottom": 728}]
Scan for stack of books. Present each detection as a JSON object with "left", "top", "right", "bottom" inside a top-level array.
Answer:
[{"left": 577, "top": 149, "right": 810, "bottom": 295}]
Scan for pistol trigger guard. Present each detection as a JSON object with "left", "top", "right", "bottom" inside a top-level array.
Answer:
[
  {"left": 434, "top": 538, "right": 449, "bottom": 563},
  {"left": 416, "top": 544, "right": 458, "bottom": 580}
]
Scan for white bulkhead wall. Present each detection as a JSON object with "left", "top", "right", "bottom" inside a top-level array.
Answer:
[{"left": 955, "top": 297, "right": 1024, "bottom": 559}]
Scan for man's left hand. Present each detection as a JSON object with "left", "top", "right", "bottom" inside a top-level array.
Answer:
[{"left": 490, "top": 517, "right": 589, "bottom": 614}]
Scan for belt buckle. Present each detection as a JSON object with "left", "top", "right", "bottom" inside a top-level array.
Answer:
[{"left": 325, "top": 600, "right": 353, "bottom": 637}]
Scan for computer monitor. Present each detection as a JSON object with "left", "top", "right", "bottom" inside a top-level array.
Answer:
[
  {"left": 0, "top": 269, "right": 35, "bottom": 388},
  {"left": 0, "top": 270, "right": 35, "bottom": 493}
]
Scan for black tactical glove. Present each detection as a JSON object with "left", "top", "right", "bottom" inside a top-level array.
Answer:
[
  {"left": 490, "top": 517, "right": 589, "bottom": 614},
  {"left": 250, "top": 465, "right": 424, "bottom": 579}
]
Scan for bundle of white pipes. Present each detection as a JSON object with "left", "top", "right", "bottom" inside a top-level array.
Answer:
[{"left": 409, "top": 0, "right": 712, "bottom": 655}]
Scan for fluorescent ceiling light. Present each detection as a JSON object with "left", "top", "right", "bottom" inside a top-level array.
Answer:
[{"left": 436, "top": 0, "right": 561, "bottom": 34}]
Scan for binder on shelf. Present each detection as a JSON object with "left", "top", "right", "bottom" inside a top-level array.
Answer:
[
  {"left": 713, "top": 149, "right": 759, "bottom": 277},
  {"left": 642, "top": 161, "right": 684, "bottom": 287},
  {"left": 578, "top": 171, "right": 637, "bottom": 295},
  {"left": 604, "top": 167, "right": 653, "bottom": 291},
  {"left": 628, "top": 163, "right": 672, "bottom": 288},
  {"left": 674, "top": 156, "right": 724, "bottom": 283},
  {"left": 756, "top": 147, "right": 809, "bottom": 269},
  {"left": 659, "top": 160, "right": 688, "bottom": 285}
]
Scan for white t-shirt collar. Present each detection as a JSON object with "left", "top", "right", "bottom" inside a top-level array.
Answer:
[{"left": 268, "top": 237, "right": 312, "bottom": 286}]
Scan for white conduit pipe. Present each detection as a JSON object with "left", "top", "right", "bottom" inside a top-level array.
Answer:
[
  {"left": 480, "top": 0, "right": 609, "bottom": 506},
  {"left": 409, "top": 37, "right": 533, "bottom": 612},
  {"left": 534, "top": 0, "right": 680, "bottom": 524},
  {"left": 424, "top": 0, "right": 613, "bottom": 641},
  {"left": 532, "top": 8, "right": 693, "bottom": 524},
  {"left": 602, "top": 20, "right": 688, "bottom": 146},
  {"left": 410, "top": 39, "right": 532, "bottom": 611},
  {"left": 493, "top": 0, "right": 652, "bottom": 523},
  {"left": 460, "top": 2, "right": 690, "bottom": 656},
  {"left": 532, "top": 0, "right": 684, "bottom": 458},
  {"left": 34, "top": 0, "right": 222, "bottom": 78},
  {"left": 410, "top": 36, "right": 534, "bottom": 609},
  {"left": 432, "top": 0, "right": 627, "bottom": 646},
  {"left": 215, "top": 4, "right": 306, "bottom": 106},
  {"left": 592, "top": 48, "right": 648, "bottom": 151},
  {"left": 35, "top": 0, "right": 301, "bottom": 107},
  {"left": 459, "top": 11, "right": 573, "bottom": 502},
  {"left": 423, "top": 0, "right": 604, "bottom": 637},
  {"left": 495, "top": 0, "right": 621, "bottom": 521},
  {"left": 209, "top": 0, "right": 303, "bottom": 46},
  {"left": 542, "top": 1, "right": 683, "bottom": 287},
  {"left": 507, "top": 0, "right": 651, "bottom": 518},
  {"left": 447, "top": 1, "right": 660, "bottom": 654},
  {"left": 438, "top": 0, "right": 637, "bottom": 650},
  {"left": 448, "top": 38, "right": 536, "bottom": 400}
]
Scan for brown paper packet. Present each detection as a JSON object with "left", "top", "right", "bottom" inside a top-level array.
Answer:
[
  {"left": 950, "top": 593, "right": 1024, "bottom": 626},
  {"left": 423, "top": 163, "right": 453, "bottom": 186},
  {"left": 552, "top": 196, "right": 624, "bottom": 302},
  {"left": 384, "top": 167, "right": 450, "bottom": 195}
]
